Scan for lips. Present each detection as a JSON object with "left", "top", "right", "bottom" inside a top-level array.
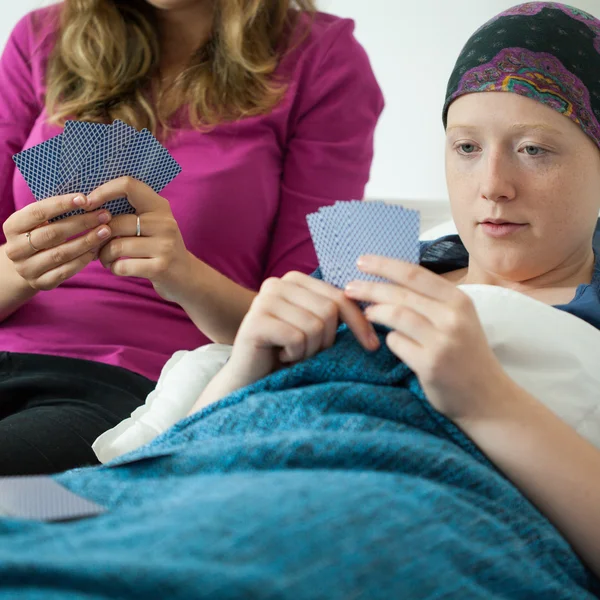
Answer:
[
  {"left": 481, "top": 219, "right": 524, "bottom": 226},
  {"left": 479, "top": 219, "right": 527, "bottom": 238}
]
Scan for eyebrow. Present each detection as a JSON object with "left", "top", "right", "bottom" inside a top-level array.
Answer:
[{"left": 447, "top": 123, "right": 564, "bottom": 135}]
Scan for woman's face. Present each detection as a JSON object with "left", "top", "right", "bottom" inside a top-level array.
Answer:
[{"left": 445, "top": 92, "right": 600, "bottom": 282}]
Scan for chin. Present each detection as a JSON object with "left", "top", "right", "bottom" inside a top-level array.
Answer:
[{"left": 144, "top": 0, "right": 199, "bottom": 9}]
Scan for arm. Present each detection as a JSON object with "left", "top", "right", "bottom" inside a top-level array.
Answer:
[
  {"left": 459, "top": 381, "right": 600, "bottom": 578},
  {"left": 154, "top": 255, "right": 257, "bottom": 345},
  {"left": 0, "top": 12, "right": 54, "bottom": 319},
  {"left": 0, "top": 245, "right": 37, "bottom": 321},
  {"left": 346, "top": 256, "right": 600, "bottom": 579}
]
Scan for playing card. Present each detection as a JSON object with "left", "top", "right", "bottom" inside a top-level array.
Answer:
[
  {"left": 56, "top": 119, "right": 138, "bottom": 197},
  {"left": 344, "top": 202, "right": 420, "bottom": 285},
  {"left": 105, "top": 128, "right": 181, "bottom": 193},
  {"left": 307, "top": 210, "right": 339, "bottom": 284},
  {"left": 0, "top": 476, "right": 106, "bottom": 522},
  {"left": 58, "top": 120, "right": 110, "bottom": 190},
  {"left": 12, "top": 134, "right": 63, "bottom": 201},
  {"left": 54, "top": 121, "right": 180, "bottom": 220},
  {"left": 12, "top": 120, "right": 182, "bottom": 221},
  {"left": 307, "top": 201, "right": 421, "bottom": 290}
]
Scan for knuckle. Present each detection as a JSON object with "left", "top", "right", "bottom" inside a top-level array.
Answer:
[
  {"left": 14, "top": 263, "right": 29, "bottom": 280},
  {"left": 322, "top": 300, "right": 338, "bottom": 321},
  {"left": 55, "top": 268, "right": 71, "bottom": 284},
  {"left": 159, "top": 239, "right": 175, "bottom": 256},
  {"left": 260, "top": 277, "right": 281, "bottom": 294},
  {"left": 154, "top": 257, "right": 168, "bottom": 274},
  {"left": 2, "top": 217, "right": 15, "bottom": 237},
  {"left": 390, "top": 305, "right": 405, "bottom": 322},
  {"left": 108, "top": 238, "right": 124, "bottom": 255},
  {"left": 59, "top": 196, "right": 74, "bottom": 213},
  {"left": 288, "top": 329, "right": 306, "bottom": 348},
  {"left": 305, "top": 316, "right": 324, "bottom": 337},
  {"left": 282, "top": 270, "right": 302, "bottom": 282},
  {"left": 30, "top": 279, "right": 48, "bottom": 291},
  {"left": 50, "top": 247, "right": 67, "bottom": 266},
  {"left": 404, "top": 265, "right": 421, "bottom": 285},
  {"left": 4, "top": 243, "right": 19, "bottom": 261},
  {"left": 39, "top": 226, "right": 59, "bottom": 247},
  {"left": 453, "top": 291, "right": 473, "bottom": 312},
  {"left": 30, "top": 204, "right": 47, "bottom": 223},
  {"left": 121, "top": 177, "right": 136, "bottom": 195},
  {"left": 330, "top": 287, "right": 346, "bottom": 305}
]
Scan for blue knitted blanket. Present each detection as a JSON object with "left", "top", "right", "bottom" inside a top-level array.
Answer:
[{"left": 0, "top": 326, "right": 597, "bottom": 599}]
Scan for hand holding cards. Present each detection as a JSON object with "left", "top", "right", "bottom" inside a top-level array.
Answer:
[
  {"left": 13, "top": 119, "right": 181, "bottom": 221},
  {"left": 307, "top": 201, "right": 421, "bottom": 289}
]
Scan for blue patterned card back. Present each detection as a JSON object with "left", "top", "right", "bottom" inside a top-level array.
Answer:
[
  {"left": 58, "top": 121, "right": 109, "bottom": 189},
  {"left": 307, "top": 201, "right": 421, "bottom": 290},
  {"left": 12, "top": 134, "right": 63, "bottom": 200},
  {"left": 53, "top": 122, "right": 180, "bottom": 220}
]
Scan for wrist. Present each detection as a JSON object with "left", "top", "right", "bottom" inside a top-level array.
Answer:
[
  {"left": 456, "top": 375, "right": 542, "bottom": 436},
  {"left": 155, "top": 250, "right": 202, "bottom": 304}
]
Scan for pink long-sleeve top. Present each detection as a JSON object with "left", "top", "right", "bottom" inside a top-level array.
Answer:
[{"left": 0, "top": 5, "right": 384, "bottom": 381}]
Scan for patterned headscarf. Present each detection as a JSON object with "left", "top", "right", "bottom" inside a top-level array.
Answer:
[{"left": 443, "top": 2, "right": 600, "bottom": 150}]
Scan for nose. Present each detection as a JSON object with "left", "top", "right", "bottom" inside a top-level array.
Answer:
[{"left": 479, "top": 149, "right": 517, "bottom": 203}]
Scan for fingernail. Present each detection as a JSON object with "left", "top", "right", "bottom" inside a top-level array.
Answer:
[
  {"left": 97, "top": 227, "right": 110, "bottom": 239},
  {"left": 345, "top": 282, "right": 360, "bottom": 295},
  {"left": 73, "top": 195, "right": 87, "bottom": 207},
  {"left": 98, "top": 212, "right": 110, "bottom": 224},
  {"left": 357, "top": 256, "right": 372, "bottom": 268}
]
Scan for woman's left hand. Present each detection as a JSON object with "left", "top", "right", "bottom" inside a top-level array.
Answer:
[
  {"left": 85, "top": 177, "right": 193, "bottom": 302},
  {"left": 344, "top": 255, "right": 514, "bottom": 424}
]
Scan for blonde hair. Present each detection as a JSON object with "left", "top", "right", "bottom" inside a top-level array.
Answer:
[{"left": 45, "top": 0, "right": 316, "bottom": 135}]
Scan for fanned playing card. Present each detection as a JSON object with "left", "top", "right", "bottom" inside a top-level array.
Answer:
[
  {"left": 12, "top": 119, "right": 182, "bottom": 221},
  {"left": 59, "top": 121, "right": 109, "bottom": 189},
  {"left": 0, "top": 476, "right": 106, "bottom": 522},
  {"left": 307, "top": 201, "right": 421, "bottom": 290},
  {"left": 12, "top": 134, "right": 63, "bottom": 201}
]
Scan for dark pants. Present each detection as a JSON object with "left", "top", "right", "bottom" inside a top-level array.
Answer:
[{"left": 0, "top": 353, "right": 155, "bottom": 476}]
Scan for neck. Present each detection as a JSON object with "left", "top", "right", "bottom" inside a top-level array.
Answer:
[
  {"left": 155, "top": 1, "right": 214, "bottom": 72},
  {"left": 463, "top": 246, "right": 596, "bottom": 293}
]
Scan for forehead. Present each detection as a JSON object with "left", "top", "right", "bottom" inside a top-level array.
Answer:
[{"left": 447, "top": 92, "right": 566, "bottom": 128}]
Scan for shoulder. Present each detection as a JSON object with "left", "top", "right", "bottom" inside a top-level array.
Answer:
[
  {"left": 5, "top": 4, "right": 60, "bottom": 59},
  {"left": 279, "top": 11, "right": 372, "bottom": 76}
]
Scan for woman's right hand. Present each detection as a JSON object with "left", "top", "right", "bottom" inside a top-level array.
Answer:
[
  {"left": 228, "top": 271, "right": 381, "bottom": 387},
  {"left": 2, "top": 193, "right": 112, "bottom": 291}
]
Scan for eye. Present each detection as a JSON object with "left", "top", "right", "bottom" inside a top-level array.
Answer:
[
  {"left": 457, "top": 143, "right": 477, "bottom": 155},
  {"left": 522, "top": 145, "right": 546, "bottom": 156}
]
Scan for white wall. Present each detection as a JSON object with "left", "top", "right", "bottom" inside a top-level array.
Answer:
[
  {"left": 320, "top": 0, "right": 600, "bottom": 202},
  {"left": 3, "top": 0, "right": 600, "bottom": 202}
]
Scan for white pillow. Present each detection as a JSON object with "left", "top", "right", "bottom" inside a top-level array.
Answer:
[
  {"left": 461, "top": 284, "right": 600, "bottom": 447},
  {"left": 420, "top": 219, "right": 457, "bottom": 241}
]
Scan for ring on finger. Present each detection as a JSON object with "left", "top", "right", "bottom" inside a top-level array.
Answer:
[
  {"left": 25, "top": 231, "right": 40, "bottom": 253},
  {"left": 136, "top": 215, "right": 141, "bottom": 237}
]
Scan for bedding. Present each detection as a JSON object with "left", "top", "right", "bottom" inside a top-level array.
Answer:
[
  {"left": 0, "top": 312, "right": 598, "bottom": 598},
  {"left": 94, "top": 278, "right": 600, "bottom": 461}
]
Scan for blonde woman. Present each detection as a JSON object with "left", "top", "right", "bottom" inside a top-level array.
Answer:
[{"left": 0, "top": 0, "right": 383, "bottom": 475}]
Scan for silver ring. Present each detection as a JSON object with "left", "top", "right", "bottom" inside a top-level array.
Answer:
[
  {"left": 25, "top": 231, "right": 40, "bottom": 253},
  {"left": 136, "top": 215, "right": 141, "bottom": 237}
]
